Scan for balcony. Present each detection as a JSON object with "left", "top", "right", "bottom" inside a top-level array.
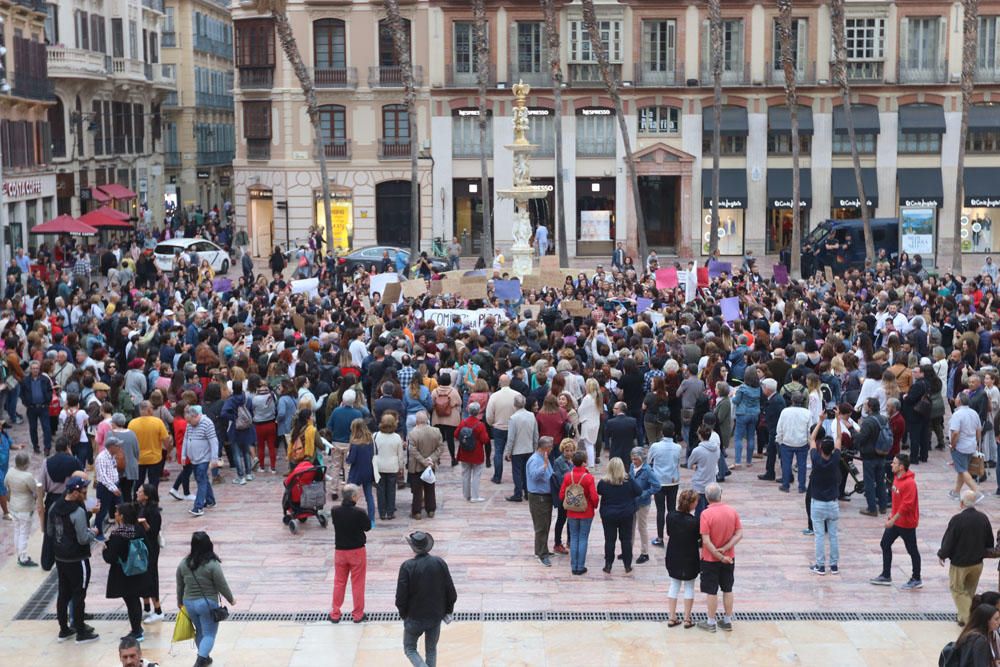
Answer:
[
  {"left": 368, "top": 65, "right": 424, "bottom": 88},
  {"left": 112, "top": 57, "right": 147, "bottom": 82},
  {"left": 576, "top": 137, "right": 616, "bottom": 158},
  {"left": 141, "top": 0, "right": 164, "bottom": 13},
  {"left": 197, "top": 150, "right": 235, "bottom": 166},
  {"left": 195, "top": 92, "right": 234, "bottom": 110},
  {"left": 193, "top": 34, "right": 233, "bottom": 60},
  {"left": 247, "top": 139, "right": 270, "bottom": 160},
  {"left": 766, "top": 61, "right": 816, "bottom": 86},
  {"left": 445, "top": 63, "right": 496, "bottom": 88},
  {"left": 568, "top": 63, "right": 621, "bottom": 86},
  {"left": 47, "top": 46, "right": 109, "bottom": 79},
  {"left": 845, "top": 60, "right": 884, "bottom": 83},
  {"left": 635, "top": 63, "right": 676, "bottom": 87},
  {"left": 162, "top": 31, "right": 177, "bottom": 48},
  {"left": 323, "top": 140, "right": 351, "bottom": 160},
  {"left": 699, "top": 63, "right": 750, "bottom": 86},
  {"left": 379, "top": 138, "right": 411, "bottom": 159},
  {"left": 162, "top": 91, "right": 181, "bottom": 108},
  {"left": 165, "top": 151, "right": 181, "bottom": 167},
  {"left": 507, "top": 66, "right": 550, "bottom": 87},
  {"left": 898, "top": 62, "right": 947, "bottom": 84},
  {"left": 312, "top": 66, "right": 357, "bottom": 89},
  {"left": 11, "top": 72, "right": 54, "bottom": 101},
  {"left": 155, "top": 64, "right": 176, "bottom": 89},
  {"left": 239, "top": 67, "right": 274, "bottom": 89},
  {"left": 12, "top": 0, "right": 45, "bottom": 13}
]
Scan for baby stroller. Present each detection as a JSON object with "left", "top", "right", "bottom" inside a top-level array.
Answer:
[
  {"left": 282, "top": 460, "right": 328, "bottom": 533},
  {"left": 839, "top": 449, "right": 866, "bottom": 497}
]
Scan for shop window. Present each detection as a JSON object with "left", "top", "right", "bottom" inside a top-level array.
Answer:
[
  {"left": 701, "top": 209, "right": 744, "bottom": 255},
  {"left": 701, "top": 135, "right": 746, "bottom": 156},
  {"left": 832, "top": 134, "right": 875, "bottom": 154},
  {"left": 961, "top": 209, "right": 996, "bottom": 253},
  {"left": 967, "top": 130, "right": 1000, "bottom": 154},
  {"left": 898, "top": 131, "right": 941, "bottom": 154},
  {"left": 766, "top": 134, "right": 812, "bottom": 155},
  {"left": 638, "top": 106, "right": 680, "bottom": 135}
]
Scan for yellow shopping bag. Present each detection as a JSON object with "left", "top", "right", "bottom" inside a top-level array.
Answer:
[{"left": 172, "top": 606, "right": 196, "bottom": 643}]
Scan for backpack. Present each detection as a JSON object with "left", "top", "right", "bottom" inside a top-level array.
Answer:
[
  {"left": 562, "top": 469, "right": 589, "bottom": 513},
  {"left": 119, "top": 537, "right": 149, "bottom": 576},
  {"left": 288, "top": 436, "right": 306, "bottom": 465},
  {"left": 780, "top": 381, "right": 804, "bottom": 400},
  {"left": 458, "top": 426, "right": 476, "bottom": 452},
  {"left": 819, "top": 383, "right": 834, "bottom": 408},
  {"left": 59, "top": 410, "right": 82, "bottom": 444},
  {"left": 434, "top": 389, "right": 452, "bottom": 418},
  {"left": 938, "top": 641, "right": 960, "bottom": 667},
  {"left": 873, "top": 414, "right": 893, "bottom": 456},
  {"left": 234, "top": 397, "right": 253, "bottom": 431}
]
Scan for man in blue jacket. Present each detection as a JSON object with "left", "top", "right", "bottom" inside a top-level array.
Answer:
[
  {"left": 630, "top": 447, "right": 660, "bottom": 564},
  {"left": 20, "top": 360, "right": 53, "bottom": 454}
]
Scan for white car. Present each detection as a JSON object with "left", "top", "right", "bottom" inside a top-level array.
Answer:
[{"left": 153, "top": 238, "right": 231, "bottom": 273}]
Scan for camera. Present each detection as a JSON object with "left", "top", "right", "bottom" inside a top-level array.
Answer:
[{"left": 825, "top": 408, "right": 836, "bottom": 419}]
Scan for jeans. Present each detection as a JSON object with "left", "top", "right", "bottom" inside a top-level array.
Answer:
[
  {"left": 780, "top": 445, "right": 808, "bottom": 491},
  {"left": 172, "top": 463, "right": 193, "bottom": 495},
  {"left": 733, "top": 414, "right": 757, "bottom": 464},
  {"left": 5, "top": 383, "right": 20, "bottom": 421},
  {"left": 95, "top": 484, "right": 119, "bottom": 538},
  {"left": 192, "top": 462, "right": 215, "bottom": 511},
  {"left": 72, "top": 440, "right": 93, "bottom": 468},
  {"left": 26, "top": 405, "right": 52, "bottom": 453},
  {"left": 716, "top": 447, "right": 730, "bottom": 481},
  {"left": 232, "top": 440, "right": 252, "bottom": 479},
  {"left": 184, "top": 596, "right": 221, "bottom": 659},
  {"left": 880, "top": 525, "right": 921, "bottom": 581},
  {"left": 137, "top": 463, "right": 161, "bottom": 488},
  {"left": 602, "top": 515, "right": 634, "bottom": 569},
  {"left": 863, "top": 458, "right": 888, "bottom": 512},
  {"left": 376, "top": 474, "right": 397, "bottom": 517},
  {"left": 331, "top": 547, "right": 367, "bottom": 622},
  {"left": 460, "top": 463, "right": 482, "bottom": 500},
  {"left": 510, "top": 453, "right": 529, "bottom": 499},
  {"left": 403, "top": 618, "right": 442, "bottom": 667},
  {"left": 449, "top": 255, "right": 460, "bottom": 270},
  {"left": 359, "top": 481, "right": 375, "bottom": 522},
  {"left": 810, "top": 499, "right": 840, "bottom": 567},
  {"left": 567, "top": 517, "right": 593, "bottom": 572},
  {"left": 654, "top": 485, "right": 679, "bottom": 539},
  {"left": 491, "top": 429, "right": 508, "bottom": 482}
]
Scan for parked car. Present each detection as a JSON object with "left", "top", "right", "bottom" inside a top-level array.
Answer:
[
  {"left": 153, "top": 238, "right": 231, "bottom": 273},
  {"left": 338, "top": 246, "right": 449, "bottom": 275}
]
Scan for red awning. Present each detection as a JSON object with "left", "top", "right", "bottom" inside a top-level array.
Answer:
[
  {"left": 31, "top": 215, "right": 99, "bottom": 236},
  {"left": 97, "top": 183, "right": 137, "bottom": 200},
  {"left": 80, "top": 210, "right": 132, "bottom": 229},
  {"left": 94, "top": 205, "right": 130, "bottom": 221},
  {"left": 90, "top": 188, "right": 111, "bottom": 203}
]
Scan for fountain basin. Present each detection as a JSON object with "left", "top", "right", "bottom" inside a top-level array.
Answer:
[{"left": 497, "top": 186, "right": 550, "bottom": 201}]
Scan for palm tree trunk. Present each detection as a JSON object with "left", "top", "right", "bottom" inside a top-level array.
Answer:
[
  {"left": 268, "top": 9, "right": 333, "bottom": 254},
  {"left": 778, "top": 0, "right": 802, "bottom": 279},
  {"left": 474, "top": 0, "right": 493, "bottom": 264},
  {"left": 580, "top": 0, "right": 647, "bottom": 263},
  {"left": 542, "top": 0, "right": 569, "bottom": 268},
  {"left": 955, "top": 0, "right": 979, "bottom": 266},
  {"left": 384, "top": 0, "right": 420, "bottom": 259},
  {"left": 830, "top": 0, "right": 874, "bottom": 264},
  {"left": 708, "top": 0, "right": 722, "bottom": 257}
]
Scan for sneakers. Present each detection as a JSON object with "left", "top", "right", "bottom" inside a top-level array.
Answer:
[
  {"left": 2, "top": 513, "right": 12, "bottom": 521},
  {"left": 245, "top": 474, "right": 255, "bottom": 481},
  {"left": 271, "top": 468, "right": 278, "bottom": 475},
  {"left": 696, "top": 620, "right": 717, "bottom": 633},
  {"left": 717, "top": 619, "right": 733, "bottom": 632},
  {"left": 470, "top": 497, "right": 486, "bottom": 503},
  {"left": 901, "top": 578, "right": 923, "bottom": 590},
  {"left": 948, "top": 490, "right": 960, "bottom": 500},
  {"left": 143, "top": 612, "right": 164, "bottom": 624},
  {"left": 233, "top": 477, "right": 246, "bottom": 485},
  {"left": 869, "top": 575, "right": 892, "bottom": 586},
  {"left": 184, "top": 494, "right": 196, "bottom": 501},
  {"left": 802, "top": 529, "right": 815, "bottom": 536},
  {"left": 636, "top": 554, "right": 650, "bottom": 564},
  {"left": 17, "top": 557, "right": 38, "bottom": 567},
  {"left": 810, "top": 564, "right": 826, "bottom": 576},
  {"left": 829, "top": 565, "right": 839, "bottom": 575},
  {"left": 121, "top": 631, "right": 144, "bottom": 642},
  {"left": 75, "top": 630, "right": 100, "bottom": 644},
  {"left": 651, "top": 538, "right": 664, "bottom": 547},
  {"left": 169, "top": 488, "right": 184, "bottom": 501},
  {"left": 189, "top": 509, "right": 205, "bottom": 517},
  {"left": 538, "top": 555, "right": 552, "bottom": 567},
  {"left": 505, "top": 495, "right": 523, "bottom": 502},
  {"left": 57, "top": 627, "right": 76, "bottom": 642}
]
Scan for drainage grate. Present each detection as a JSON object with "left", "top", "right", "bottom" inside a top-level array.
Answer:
[{"left": 13, "top": 571, "right": 58, "bottom": 621}]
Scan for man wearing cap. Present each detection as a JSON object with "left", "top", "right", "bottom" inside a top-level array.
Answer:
[
  {"left": 396, "top": 531, "right": 457, "bottom": 667},
  {"left": 47, "top": 475, "right": 100, "bottom": 643}
]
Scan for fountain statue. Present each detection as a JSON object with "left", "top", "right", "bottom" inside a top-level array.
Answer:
[{"left": 497, "top": 81, "right": 550, "bottom": 281}]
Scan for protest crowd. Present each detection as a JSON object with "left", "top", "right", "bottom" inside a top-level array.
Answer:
[{"left": 3, "top": 222, "right": 1000, "bottom": 667}]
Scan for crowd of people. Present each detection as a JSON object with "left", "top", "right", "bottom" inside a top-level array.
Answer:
[{"left": 3, "top": 226, "right": 1000, "bottom": 665}]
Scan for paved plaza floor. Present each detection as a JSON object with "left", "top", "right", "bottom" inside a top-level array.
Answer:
[{"left": 0, "top": 415, "right": 993, "bottom": 665}]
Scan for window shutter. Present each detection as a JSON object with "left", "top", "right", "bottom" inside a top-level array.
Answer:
[
  {"left": 936, "top": 17, "right": 946, "bottom": 69},
  {"left": 243, "top": 102, "right": 271, "bottom": 139},
  {"left": 735, "top": 20, "right": 744, "bottom": 71},
  {"left": 701, "top": 19, "right": 709, "bottom": 77},
  {"left": 668, "top": 21, "right": 677, "bottom": 69},
  {"left": 796, "top": 19, "right": 807, "bottom": 72},
  {"left": 899, "top": 17, "right": 909, "bottom": 68}
]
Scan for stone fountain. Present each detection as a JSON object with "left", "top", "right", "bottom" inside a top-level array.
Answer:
[{"left": 497, "top": 81, "right": 549, "bottom": 281}]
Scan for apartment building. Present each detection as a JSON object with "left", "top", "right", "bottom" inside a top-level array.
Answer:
[
  {"left": 232, "top": 1, "right": 1000, "bottom": 266},
  {"left": 45, "top": 0, "right": 175, "bottom": 223},
  {"left": 0, "top": 0, "right": 55, "bottom": 268},
  {"left": 161, "top": 0, "right": 235, "bottom": 213}
]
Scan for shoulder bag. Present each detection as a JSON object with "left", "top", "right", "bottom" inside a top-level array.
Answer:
[{"left": 191, "top": 564, "right": 230, "bottom": 622}]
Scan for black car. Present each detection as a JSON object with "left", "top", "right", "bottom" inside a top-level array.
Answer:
[{"left": 338, "top": 246, "right": 448, "bottom": 275}]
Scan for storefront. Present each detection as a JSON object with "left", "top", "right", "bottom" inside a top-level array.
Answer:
[
  {"left": 897, "top": 168, "right": 943, "bottom": 260},
  {"left": 830, "top": 168, "right": 878, "bottom": 219},
  {"left": 960, "top": 167, "right": 1000, "bottom": 254},
  {"left": 3, "top": 174, "right": 56, "bottom": 257},
  {"left": 765, "top": 168, "right": 812, "bottom": 254},
  {"left": 576, "top": 178, "right": 615, "bottom": 256},
  {"left": 701, "top": 169, "right": 747, "bottom": 256},
  {"left": 453, "top": 178, "right": 494, "bottom": 256}
]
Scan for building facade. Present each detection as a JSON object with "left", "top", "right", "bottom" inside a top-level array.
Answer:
[
  {"left": 232, "top": 0, "right": 1000, "bottom": 267},
  {"left": 46, "top": 0, "right": 175, "bottom": 223},
  {"left": 161, "top": 0, "right": 235, "bottom": 213},
  {"left": 0, "top": 0, "right": 56, "bottom": 268}
]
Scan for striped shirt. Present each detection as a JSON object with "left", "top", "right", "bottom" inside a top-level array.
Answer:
[{"left": 181, "top": 416, "right": 219, "bottom": 465}]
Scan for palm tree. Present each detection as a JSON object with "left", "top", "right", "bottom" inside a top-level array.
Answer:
[
  {"left": 707, "top": 0, "right": 722, "bottom": 257},
  {"left": 829, "top": 0, "right": 874, "bottom": 264},
  {"left": 954, "top": 0, "right": 979, "bottom": 265},
  {"left": 254, "top": 0, "right": 333, "bottom": 254},
  {"left": 778, "top": 0, "right": 803, "bottom": 279},
  {"left": 383, "top": 0, "right": 420, "bottom": 260},
  {"left": 579, "top": 0, "right": 647, "bottom": 263},
  {"left": 541, "top": 0, "right": 569, "bottom": 267},
  {"left": 473, "top": 0, "right": 493, "bottom": 264}
]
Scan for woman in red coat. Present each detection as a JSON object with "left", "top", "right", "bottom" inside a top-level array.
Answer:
[
  {"left": 536, "top": 394, "right": 569, "bottom": 453},
  {"left": 559, "top": 450, "right": 599, "bottom": 575},
  {"left": 455, "top": 401, "right": 490, "bottom": 502}
]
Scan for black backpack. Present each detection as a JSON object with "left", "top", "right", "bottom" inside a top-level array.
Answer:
[
  {"left": 938, "top": 641, "right": 959, "bottom": 667},
  {"left": 458, "top": 426, "right": 476, "bottom": 452}
]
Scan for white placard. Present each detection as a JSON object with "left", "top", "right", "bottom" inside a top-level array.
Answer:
[
  {"left": 424, "top": 309, "right": 509, "bottom": 329},
  {"left": 369, "top": 272, "right": 399, "bottom": 299},
  {"left": 290, "top": 277, "right": 319, "bottom": 298}
]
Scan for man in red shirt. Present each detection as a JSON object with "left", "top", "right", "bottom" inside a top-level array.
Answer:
[
  {"left": 870, "top": 453, "right": 922, "bottom": 589},
  {"left": 697, "top": 483, "right": 743, "bottom": 633}
]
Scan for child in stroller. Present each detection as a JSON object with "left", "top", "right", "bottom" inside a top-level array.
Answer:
[{"left": 282, "top": 460, "right": 328, "bottom": 533}]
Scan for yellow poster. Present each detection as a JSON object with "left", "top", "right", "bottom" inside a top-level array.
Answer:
[{"left": 316, "top": 199, "right": 352, "bottom": 251}]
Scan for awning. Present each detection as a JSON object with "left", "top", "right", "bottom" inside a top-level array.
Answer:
[
  {"left": 766, "top": 169, "right": 812, "bottom": 208},
  {"left": 80, "top": 210, "right": 132, "bottom": 229},
  {"left": 964, "top": 168, "right": 1000, "bottom": 208},
  {"left": 969, "top": 105, "right": 1000, "bottom": 132},
  {"left": 767, "top": 105, "right": 814, "bottom": 136},
  {"left": 898, "top": 104, "right": 946, "bottom": 134},
  {"left": 898, "top": 168, "right": 943, "bottom": 208},
  {"left": 701, "top": 169, "right": 748, "bottom": 208},
  {"left": 89, "top": 188, "right": 111, "bottom": 203},
  {"left": 93, "top": 205, "right": 130, "bottom": 221},
  {"left": 97, "top": 183, "right": 137, "bottom": 200},
  {"left": 702, "top": 107, "right": 749, "bottom": 137},
  {"left": 833, "top": 104, "right": 880, "bottom": 135},
  {"left": 30, "top": 215, "right": 98, "bottom": 236},
  {"left": 831, "top": 168, "right": 878, "bottom": 208}
]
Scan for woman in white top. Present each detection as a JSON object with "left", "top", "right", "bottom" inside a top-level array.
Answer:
[
  {"left": 577, "top": 378, "right": 603, "bottom": 467},
  {"left": 983, "top": 370, "right": 1000, "bottom": 464},
  {"left": 806, "top": 374, "right": 824, "bottom": 426},
  {"left": 854, "top": 365, "right": 884, "bottom": 416},
  {"left": 373, "top": 413, "right": 405, "bottom": 519},
  {"left": 878, "top": 370, "right": 900, "bottom": 416}
]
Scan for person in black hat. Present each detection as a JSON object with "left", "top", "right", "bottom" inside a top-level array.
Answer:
[{"left": 395, "top": 531, "right": 457, "bottom": 667}]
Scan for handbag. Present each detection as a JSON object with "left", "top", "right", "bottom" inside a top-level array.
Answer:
[
  {"left": 191, "top": 565, "right": 230, "bottom": 622},
  {"left": 969, "top": 451, "right": 987, "bottom": 479},
  {"left": 914, "top": 393, "right": 932, "bottom": 418}
]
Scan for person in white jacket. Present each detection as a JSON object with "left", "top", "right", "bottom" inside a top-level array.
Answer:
[{"left": 578, "top": 379, "right": 603, "bottom": 467}]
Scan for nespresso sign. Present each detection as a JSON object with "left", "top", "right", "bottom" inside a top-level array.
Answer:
[{"left": 579, "top": 107, "right": 613, "bottom": 116}]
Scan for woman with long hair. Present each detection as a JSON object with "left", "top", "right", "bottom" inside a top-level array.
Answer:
[
  {"left": 806, "top": 373, "right": 824, "bottom": 426},
  {"left": 345, "top": 418, "right": 377, "bottom": 526},
  {"left": 403, "top": 372, "right": 432, "bottom": 433},
  {"left": 373, "top": 413, "right": 405, "bottom": 521},
  {"left": 102, "top": 502, "right": 150, "bottom": 641},
  {"left": 665, "top": 489, "right": 701, "bottom": 628},
  {"left": 731, "top": 368, "right": 761, "bottom": 469},
  {"left": 287, "top": 408, "right": 317, "bottom": 468},
  {"left": 945, "top": 603, "right": 1000, "bottom": 666},
  {"left": 136, "top": 483, "right": 163, "bottom": 622},
  {"left": 642, "top": 377, "right": 669, "bottom": 444},
  {"left": 596, "top": 457, "right": 641, "bottom": 574},
  {"left": 578, "top": 378, "right": 603, "bottom": 467},
  {"left": 176, "top": 532, "right": 235, "bottom": 667}
]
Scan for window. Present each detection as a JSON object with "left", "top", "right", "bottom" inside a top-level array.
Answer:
[
  {"left": 44, "top": 4, "right": 58, "bottom": 44},
  {"left": 569, "top": 20, "right": 622, "bottom": 62},
  {"left": 235, "top": 19, "right": 275, "bottom": 67},
  {"left": 75, "top": 11, "right": 88, "bottom": 50},
  {"left": 112, "top": 18, "right": 124, "bottom": 58},
  {"left": 319, "top": 104, "right": 348, "bottom": 158},
  {"left": 898, "top": 131, "right": 940, "bottom": 154},
  {"left": 163, "top": 7, "right": 176, "bottom": 47},
  {"left": 767, "top": 134, "right": 812, "bottom": 155},
  {"left": 133, "top": 104, "right": 144, "bottom": 154},
  {"left": 515, "top": 22, "right": 544, "bottom": 76},
  {"left": 701, "top": 19, "right": 744, "bottom": 78},
  {"left": 453, "top": 22, "right": 483, "bottom": 75},
  {"left": 526, "top": 108, "right": 554, "bottom": 155},
  {"left": 843, "top": 17, "right": 885, "bottom": 79},
  {"left": 378, "top": 18, "right": 410, "bottom": 67},
  {"left": 383, "top": 104, "right": 409, "bottom": 141},
  {"left": 576, "top": 109, "right": 615, "bottom": 157},
  {"left": 314, "top": 19, "right": 346, "bottom": 69},
  {"left": 832, "top": 134, "right": 876, "bottom": 154},
  {"left": 771, "top": 18, "right": 806, "bottom": 73},
  {"left": 452, "top": 110, "right": 493, "bottom": 158},
  {"left": 129, "top": 20, "right": 138, "bottom": 60},
  {"left": 92, "top": 100, "right": 103, "bottom": 156},
  {"left": 642, "top": 20, "right": 676, "bottom": 77},
  {"left": 149, "top": 32, "right": 158, "bottom": 63},
  {"left": 102, "top": 100, "right": 112, "bottom": 155},
  {"left": 702, "top": 135, "right": 746, "bottom": 155},
  {"left": 638, "top": 106, "right": 679, "bottom": 134},
  {"left": 243, "top": 101, "right": 271, "bottom": 159},
  {"left": 978, "top": 17, "right": 1000, "bottom": 70},
  {"left": 90, "top": 15, "right": 106, "bottom": 53},
  {"left": 901, "top": 17, "right": 942, "bottom": 75}
]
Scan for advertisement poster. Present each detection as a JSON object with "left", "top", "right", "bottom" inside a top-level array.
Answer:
[
  {"left": 580, "top": 210, "right": 612, "bottom": 241},
  {"left": 316, "top": 199, "right": 352, "bottom": 251},
  {"left": 900, "top": 207, "right": 935, "bottom": 257}
]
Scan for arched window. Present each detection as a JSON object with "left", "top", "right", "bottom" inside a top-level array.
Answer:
[{"left": 314, "top": 18, "right": 346, "bottom": 84}]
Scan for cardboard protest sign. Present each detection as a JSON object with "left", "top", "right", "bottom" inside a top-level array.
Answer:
[
  {"left": 369, "top": 272, "right": 399, "bottom": 299},
  {"left": 382, "top": 281, "right": 402, "bottom": 304},
  {"left": 401, "top": 279, "right": 425, "bottom": 299},
  {"left": 459, "top": 279, "right": 488, "bottom": 300},
  {"left": 824, "top": 266, "right": 834, "bottom": 283},
  {"left": 429, "top": 280, "right": 443, "bottom": 296},
  {"left": 290, "top": 277, "right": 319, "bottom": 298},
  {"left": 521, "top": 274, "right": 542, "bottom": 290}
]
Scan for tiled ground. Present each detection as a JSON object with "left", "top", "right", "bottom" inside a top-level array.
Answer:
[{"left": 1, "top": 414, "right": 993, "bottom": 665}]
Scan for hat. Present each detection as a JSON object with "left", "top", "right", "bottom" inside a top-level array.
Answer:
[
  {"left": 196, "top": 307, "right": 208, "bottom": 314},
  {"left": 65, "top": 477, "right": 90, "bottom": 492},
  {"left": 163, "top": 309, "right": 174, "bottom": 317},
  {"left": 405, "top": 531, "right": 435, "bottom": 555},
  {"left": 128, "top": 358, "right": 145, "bottom": 369},
  {"left": 93, "top": 382, "right": 110, "bottom": 392}
]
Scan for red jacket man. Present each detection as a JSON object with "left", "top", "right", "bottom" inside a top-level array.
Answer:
[{"left": 870, "top": 454, "right": 922, "bottom": 589}]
